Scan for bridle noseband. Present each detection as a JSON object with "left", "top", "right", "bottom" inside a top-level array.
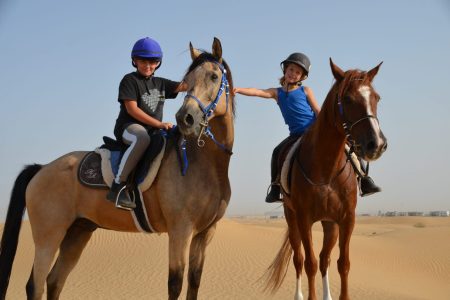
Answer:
[{"left": 183, "top": 60, "right": 232, "bottom": 155}]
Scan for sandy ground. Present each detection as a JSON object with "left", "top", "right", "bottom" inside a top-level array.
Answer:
[{"left": 2, "top": 216, "right": 450, "bottom": 299}]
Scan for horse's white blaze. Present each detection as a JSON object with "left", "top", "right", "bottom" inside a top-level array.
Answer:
[
  {"left": 295, "top": 276, "right": 304, "bottom": 300},
  {"left": 322, "top": 270, "right": 333, "bottom": 300},
  {"left": 358, "top": 85, "right": 373, "bottom": 115},
  {"left": 358, "top": 85, "right": 383, "bottom": 141}
]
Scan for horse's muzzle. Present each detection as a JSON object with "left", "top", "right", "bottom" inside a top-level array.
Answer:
[
  {"left": 359, "top": 131, "right": 388, "bottom": 161},
  {"left": 175, "top": 103, "right": 203, "bottom": 136}
]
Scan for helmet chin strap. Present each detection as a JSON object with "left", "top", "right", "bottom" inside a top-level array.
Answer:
[{"left": 285, "top": 81, "right": 302, "bottom": 91}]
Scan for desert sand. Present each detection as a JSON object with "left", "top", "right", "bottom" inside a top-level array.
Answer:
[{"left": 2, "top": 216, "right": 450, "bottom": 299}]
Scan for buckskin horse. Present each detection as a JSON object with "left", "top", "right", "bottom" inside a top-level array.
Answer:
[
  {"left": 0, "top": 38, "right": 234, "bottom": 300},
  {"left": 265, "top": 59, "right": 387, "bottom": 300}
]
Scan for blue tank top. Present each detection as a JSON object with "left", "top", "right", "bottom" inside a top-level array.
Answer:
[{"left": 277, "top": 86, "right": 316, "bottom": 135}]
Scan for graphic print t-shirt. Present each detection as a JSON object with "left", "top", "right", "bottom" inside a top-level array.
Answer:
[{"left": 114, "top": 72, "right": 180, "bottom": 137}]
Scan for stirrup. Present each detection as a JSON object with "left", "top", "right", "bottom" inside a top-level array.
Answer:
[
  {"left": 107, "top": 182, "right": 136, "bottom": 210},
  {"left": 115, "top": 188, "right": 136, "bottom": 211}
]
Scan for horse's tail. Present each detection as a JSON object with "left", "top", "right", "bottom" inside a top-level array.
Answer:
[
  {"left": 0, "top": 164, "right": 42, "bottom": 299},
  {"left": 262, "top": 229, "right": 293, "bottom": 294}
]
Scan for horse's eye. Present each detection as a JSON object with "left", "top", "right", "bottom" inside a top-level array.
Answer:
[{"left": 211, "top": 73, "right": 218, "bottom": 81}]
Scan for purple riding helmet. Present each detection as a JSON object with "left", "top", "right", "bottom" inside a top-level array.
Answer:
[{"left": 131, "top": 37, "right": 163, "bottom": 69}]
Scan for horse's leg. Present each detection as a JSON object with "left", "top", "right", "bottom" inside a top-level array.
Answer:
[
  {"left": 284, "top": 206, "right": 304, "bottom": 300},
  {"left": 186, "top": 223, "right": 216, "bottom": 300},
  {"left": 168, "top": 225, "right": 193, "bottom": 300},
  {"left": 26, "top": 228, "right": 67, "bottom": 300},
  {"left": 298, "top": 218, "right": 317, "bottom": 300},
  {"left": 46, "top": 219, "right": 97, "bottom": 300},
  {"left": 320, "top": 221, "right": 338, "bottom": 300},
  {"left": 337, "top": 217, "right": 355, "bottom": 300},
  {"left": 26, "top": 189, "right": 76, "bottom": 298}
]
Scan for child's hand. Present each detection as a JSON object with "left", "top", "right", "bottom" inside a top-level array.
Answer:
[
  {"left": 160, "top": 122, "right": 174, "bottom": 130},
  {"left": 232, "top": 88, "right": 240, "bottom": 96}
]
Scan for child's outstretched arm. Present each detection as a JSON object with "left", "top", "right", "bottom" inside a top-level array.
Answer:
[{"left": 234, "top": 87, "right": 277, "bottom": 101}]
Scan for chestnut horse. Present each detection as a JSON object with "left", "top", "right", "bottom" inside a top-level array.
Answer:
[
  {"left": 0, "top": 38, "right": 234, "bottom": 300},
  {"left": 265, "top": 59, "right": 387, "bottom": 300}
]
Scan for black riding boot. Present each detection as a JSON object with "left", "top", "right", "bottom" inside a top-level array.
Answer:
[
  {"left": 106, "top": 182, "right": 136, "bottom": 210},
  {"left": 357, "top": 158, "right": 381, "bottom": 197},
  {"left": 359, "top": 176, "right": 382, "bottom": 197},
  {"left": 265, "top": 184, "right": 282, "bottom": 203}
]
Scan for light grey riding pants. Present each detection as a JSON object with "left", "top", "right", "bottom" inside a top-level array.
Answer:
[{"left": 115, "top": 123, "right": 151, "bottom": 184}]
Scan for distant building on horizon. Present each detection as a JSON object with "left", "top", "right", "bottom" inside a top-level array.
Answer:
[
  {"left": 382, "top": 210, "right": 449, "bottom": 217},
  {"left": 430, "top": 210, "right": 450, "bottom": 217},
  {"left": 264, "top": 210, "right": 284, "bottom": 219}
]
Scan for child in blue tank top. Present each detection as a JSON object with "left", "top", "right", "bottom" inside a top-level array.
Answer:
[{"left": 234, "top": 53, "right": 381, "bottom": 203}]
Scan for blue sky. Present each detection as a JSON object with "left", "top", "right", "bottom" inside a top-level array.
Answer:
[{"left": 1, "top": 0, "right": 449, "bottom": 220}]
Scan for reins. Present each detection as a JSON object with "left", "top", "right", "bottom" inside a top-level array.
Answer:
[{"left": 295, "top": 140, "right": 350, "bottom": 186}]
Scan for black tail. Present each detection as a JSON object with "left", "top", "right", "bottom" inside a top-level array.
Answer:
[{"left": 0, "top": 164, "right": 42, "bottom": 299}]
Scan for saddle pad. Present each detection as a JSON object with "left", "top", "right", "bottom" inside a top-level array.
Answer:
[
  {"left": 78, "top": 146, "right": 165, "bottom": 234},
  {"left": 78, "top": 151, "right": 108, "bottom": 188},
  {"left": 280, "top": 137, "right": 302, "bottom": 194}
]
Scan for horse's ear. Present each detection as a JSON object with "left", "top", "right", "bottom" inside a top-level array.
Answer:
[
  {"left": 330, "top": 58, "right": 344, "bottom": 81},
  {"left": 190, "top": 42, "right": 202, "bottom": 61},
  {"left": 212, "top": 37, "right": 223, "bottom": 63},
  {"left": 367, "top": 61, "right": 383, "bottom": 82}
]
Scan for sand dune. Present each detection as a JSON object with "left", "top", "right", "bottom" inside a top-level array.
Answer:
[{"left": 2, "top": 216, "right": 450, "bottom": 299}]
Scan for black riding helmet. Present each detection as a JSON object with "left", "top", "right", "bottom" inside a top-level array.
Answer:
[{"left": 280, "top": 52, "right": 311, "bottom": 79}]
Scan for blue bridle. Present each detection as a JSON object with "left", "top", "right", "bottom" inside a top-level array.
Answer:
[
  {"left": 177, "top": 60, "right": 232, "bottom": 176},
  {"left": 183, "top": 60, "right": 232, "bottom": 154}
]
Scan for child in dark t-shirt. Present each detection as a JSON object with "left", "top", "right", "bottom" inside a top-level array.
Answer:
[{"left": 107, "top": 37, "right": 187, "bottom": 210}]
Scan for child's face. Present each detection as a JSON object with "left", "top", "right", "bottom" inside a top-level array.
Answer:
[
  {"left": 134, "top": 58, "right": 160, "bottom": 77},
  {"left": 284, "top": 63, "right": 304, "bottom": 84}
]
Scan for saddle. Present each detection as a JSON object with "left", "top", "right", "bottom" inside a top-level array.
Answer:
[
  {"left": 77, "top": 131, "right": 168, "bottom": 233},
  {"left": 78, "top": 131, "right": 166, "bottom": 191}
]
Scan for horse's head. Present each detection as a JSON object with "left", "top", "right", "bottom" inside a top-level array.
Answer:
[
  {"left": 176, "top": 38, "right": 234, "bottom": 144},
  {"left": 330, "top": 58, "right": 387, "bottom": 161}
]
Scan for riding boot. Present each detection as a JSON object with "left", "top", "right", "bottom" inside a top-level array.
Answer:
[
  {"left": 265, "top": 184, "right": 282, "bottom": 203},
  {"left": 106, "top": 182, "right": 136, "bottom": 210},
  {"left": 359, "top": 176, "right": 382, "bottom": 197}
]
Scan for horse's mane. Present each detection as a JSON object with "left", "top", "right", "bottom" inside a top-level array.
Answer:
[{"left": 184, "top": 52, "right": 236, "bottom": 118}]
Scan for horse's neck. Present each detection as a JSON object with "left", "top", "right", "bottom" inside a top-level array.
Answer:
[{"left": 303, "top": 94, "right": 346, "bottom": 176}]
